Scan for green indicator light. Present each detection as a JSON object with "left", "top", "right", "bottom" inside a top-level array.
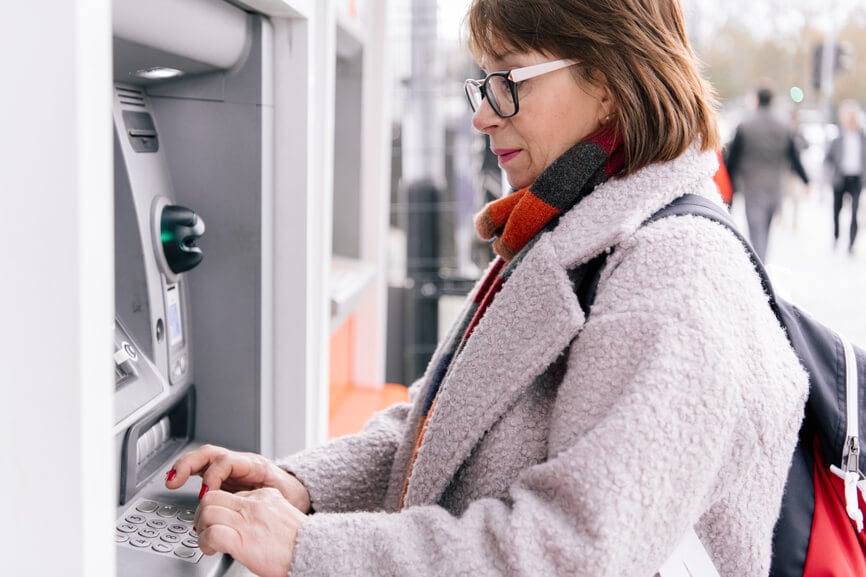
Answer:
[
  {"left": 790, "top": 86, "right": 804, "bottom": 104},
  {"left": 161, "top": 229, "right": 175, "bottom": 243}
]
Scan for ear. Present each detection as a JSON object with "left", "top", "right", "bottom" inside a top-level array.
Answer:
[{"left": 589, "top": 70, "right": 616, "bottom": 124}]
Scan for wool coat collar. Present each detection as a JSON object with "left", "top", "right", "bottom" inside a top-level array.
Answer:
[{"left": 390, "top": 146, "right": 720, "bottom": 509}]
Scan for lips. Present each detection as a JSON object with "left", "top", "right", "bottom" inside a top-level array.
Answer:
[{"left": 492, "top": 148, "right": 521, "bottom": 164}]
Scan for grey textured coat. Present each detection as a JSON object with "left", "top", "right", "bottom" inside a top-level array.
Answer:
[{"left": 280, "top": 146, "right": 809, "bottom": 577}]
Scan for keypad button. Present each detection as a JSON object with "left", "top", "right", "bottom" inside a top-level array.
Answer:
[
  {"left": 168, "top": 524, "right": 188, "bottom": 534},
  {"left": 138, "top": 528, "right": 159, "bottom": 539},
  {"left": 135, "top": 500, "right": 159, "bottom": 514},
  {"left": 178, "top": 508, "right": 196, "bottom": 523},
  {"left": 117, "top": 523, "right": 137, "bottom": 534},
  {"left": 125, "top": 514, "right": 146, "bottom": 525},
  {"left": 182, "top": 537, "right": 199, "bottom": 548},
  {"left": 161, "top": 533, "right": 181, "bottom": 544},
  {"left": 152, "top": 543, "right": 173, "bottom": 554},
  {"left": 157, "top": 504, "right": 178, "bottom": 518},
  {"left": 130, "top": 537, "right": 151, "bottom": 548},
  {"left": 115, "top": 533, "right": 130, "bottom": 543},
  {"left": 147, "top": 519, "right": 168, "bottom": 530},
  {"left": 174, "top": 546, "right": 197, "bottom": 559}
]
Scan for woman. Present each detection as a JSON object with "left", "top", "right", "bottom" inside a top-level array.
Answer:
[{"left": 167, "top": 1, "right": 808, "bottom": 575}]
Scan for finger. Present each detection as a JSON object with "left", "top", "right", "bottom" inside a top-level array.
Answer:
[
  {"left": 198, "top": 524, "right": 243, "bottom": 557},
  {"left": 193, "top": 489, "right": 239, "bottom": 531},
  {"left": 195, "top": 494, "right": 245, "bottom": 557},
  {"left": 192, "top": 491, "right": 239, "bottom": 531},
  {"left": 198, "top": 455, "right": 255, "bottom": 495},
  {"left": 165, "top": 444, "right": 224, "bottom": 489},
  {"left": 198, "top": 452, "right": 270, "bottom": 495},
  {"left": 168, "top": 445, "right": 257, "bottom": 493},
  {"left": 195, "top": 493, "right": 244, "bottom": 534}
]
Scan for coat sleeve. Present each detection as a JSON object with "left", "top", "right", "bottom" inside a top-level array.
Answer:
[
  {"left": 723, "top": 127, "right": 743, "bottom": 183},
  {"left": 787, "top": 136, "right": 810, "bottom": 184},
  {"left": 279, "top": 261, "right": 496, "bottom": 515},
  {"left": 285, "top": 217, "right": 807, "bottom": 577},
  {"left": 277, "top": 380, "right": 420, "bottom": 513}
]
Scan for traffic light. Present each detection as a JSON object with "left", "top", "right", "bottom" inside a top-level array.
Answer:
[
  {"left": 812, "top": 43, "right": 823, "bottom": 90},
  {"left": 812, "top": 41, "right": 856, "bottom": 90},
  {"left": 836, "top": 42, "right": 854, "bottom": 73}
]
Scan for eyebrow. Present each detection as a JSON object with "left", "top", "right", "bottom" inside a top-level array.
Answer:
[
  {"left": 480, "top": 54, "right": 528, "bottom": 75},
  {"left": 479, "top": 45, "right": 522, "bottom": 72}
]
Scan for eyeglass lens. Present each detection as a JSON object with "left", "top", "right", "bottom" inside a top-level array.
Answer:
[
  {"left": 465, "top": 74, "right": 516, "bottom": 117},
  {"left": 486, "top": 76, "right": 515, "bottom": 116}
]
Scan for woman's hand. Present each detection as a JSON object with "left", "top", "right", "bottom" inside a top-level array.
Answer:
[
  {"left": 195, "top": 487, "right": 306, "bottom": 577},
  {"left": 165, "top": 444, "right": 311, "bottom": 513}
]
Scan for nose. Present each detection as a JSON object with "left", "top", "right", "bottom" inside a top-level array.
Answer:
[{"left": 471, "top": 98, "right": 504, "bottom": 134}]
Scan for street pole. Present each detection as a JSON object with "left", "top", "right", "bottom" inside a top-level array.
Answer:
[
  {"left": 401, "top": 0, "right": 445, "bottom": 383},
  {"left": 404, "top": 0, "right": 444, "bottom": 186},
  {"left": 819, "top": 0, "right": 837, "bottom": 123}
]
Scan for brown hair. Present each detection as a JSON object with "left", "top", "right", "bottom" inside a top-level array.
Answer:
[{"left": 466, "top": 0, "right": 720, "bottom": 176}]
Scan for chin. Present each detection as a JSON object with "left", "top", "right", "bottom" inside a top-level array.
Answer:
[
  {"left": 505, "top": 175, "right": 531, "bottom": 191},
  {"left": 505, "top": 165, "right": 543, "bottom": 190}
]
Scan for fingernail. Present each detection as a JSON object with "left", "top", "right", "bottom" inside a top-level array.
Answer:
[
  {"left": 198, "top": 484, "right": 209, "bottom": 499},
  {"left": 166, "top": 469, "right": 177, "bottom": 482}
]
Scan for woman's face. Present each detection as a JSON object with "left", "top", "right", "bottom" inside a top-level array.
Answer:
[{"left": 472, "top": 50, "right": 612, "bottom": 190}]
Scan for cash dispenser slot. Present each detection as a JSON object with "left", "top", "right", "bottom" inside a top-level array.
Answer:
[{"left": 119, "top": 388, "right": 195, "bottom": 505}]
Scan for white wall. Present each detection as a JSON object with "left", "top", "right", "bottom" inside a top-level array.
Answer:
[{"left": 1, "top": 1, "right": 115, "bottom": 574}]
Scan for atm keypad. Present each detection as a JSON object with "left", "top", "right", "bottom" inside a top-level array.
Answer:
[{"left": 115, "top": 499, "right": 202, "bottom": 563}]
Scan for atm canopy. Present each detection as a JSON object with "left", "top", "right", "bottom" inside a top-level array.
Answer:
[{"left": 113, "top": 0, "right": 250, "bottom": 84}]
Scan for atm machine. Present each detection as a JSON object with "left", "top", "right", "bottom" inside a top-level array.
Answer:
[
  {"left": 112, "top": 85, "right": 218, "bottom": 576},
  {"left": 111, "top": 0, "right": 272, "bottom": 575}
]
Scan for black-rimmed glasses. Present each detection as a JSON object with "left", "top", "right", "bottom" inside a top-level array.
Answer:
[{"left": 464, "top": 59, "right": 577, "bottom": 118}]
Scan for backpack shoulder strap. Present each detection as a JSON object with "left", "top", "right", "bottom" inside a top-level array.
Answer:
[
  {"left": 573, "top": 193, "right": 780, "bottom": 316},
  {"left": 569, "top": 251, "right": 610, "bottom": 315}
]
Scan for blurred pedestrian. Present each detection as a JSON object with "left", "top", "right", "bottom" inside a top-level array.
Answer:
[
  {"left": 725, "top": 86, "right": 810, "bottom": 262},
  {"left": 825, "top": 99, "right": 866, "bottom": 255}
]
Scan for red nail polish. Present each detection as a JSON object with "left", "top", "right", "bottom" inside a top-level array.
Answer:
[
  {"left": 166, "top": 469, "right": 177, "bottom": 482},
  {"left": 198, "top": 484, "right": 209, "bottom": 499}
]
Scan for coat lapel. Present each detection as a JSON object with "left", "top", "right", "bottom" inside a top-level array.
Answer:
[{"left": 401, "top": 239, "right": 585, "bottom": 507}]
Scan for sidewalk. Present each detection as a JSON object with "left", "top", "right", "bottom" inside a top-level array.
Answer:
[{"left": 730, "top": 189, "right": 866, "bottom": 347}]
